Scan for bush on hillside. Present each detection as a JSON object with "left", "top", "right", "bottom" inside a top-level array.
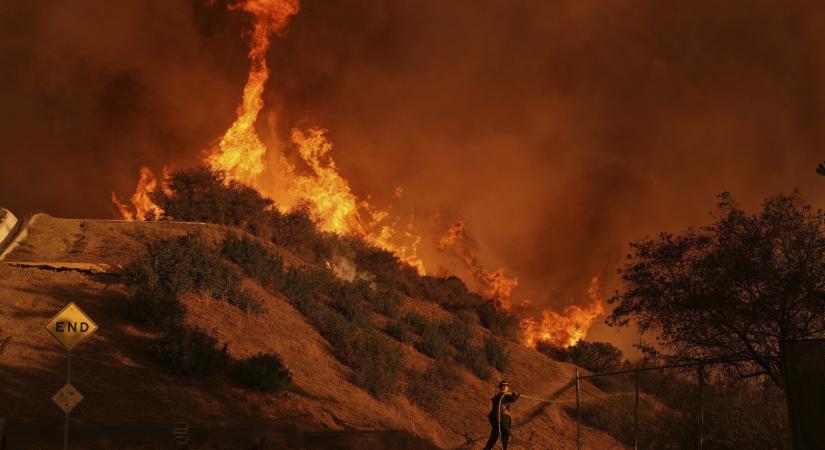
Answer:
[
  {"left": 335, "top": 288, "right": 372, "bottom": 326},
  {"left": 221, "top": 232, "right": 284, "bottom": 287},
  {"left": 280, "top": 266, "right": 338, "bottom": 311},
  {"left": 459, "top": 345, "right": 492, "bottom": 380},
  {"left": 367, "top": 288, "right": 403, "bottom": 318},
  {"left": 484, "top": 336, "right": 510, "bottom": 372},
  {"left": 152, "top": 167, "right": 276, "bottom": 235},
  {"left": 270, "top": 204, "right": 330, "bottom": 263},
  {"left": 386, "top": 319, "right": 414, "bottom": 344},
  {"left": 123, "top": 232, "right": 248, "bottom": 327},
  {"left": 538, "top": 340, "right": 625, "bottom": 374},
  {"left": 227, "top": 289, "right": 266, "bottom": 316},
  {"left": 353, "top": 244, "right": 422, "bottom": 297},
  {"left": 474, "top": 302, "right": 520, "bottom": 338},
  {"left": 345, "top": 330, "right": 405, "bottom": 397},
  {"left": 421, "top": 275, "right": 476, "bottom": 310},
  {"left": 235, "top": 353, "right": 292, "bottom": 394},
  {"left": 440, "top": 316, "right": 476, "bottom": 350},
  {"left": 407, "top": 360, "right": 461, "bottom": 412},
  {"left": 417, "top": 323, "right": 452, "bottom": 360},
  {"left": 152, "top": 327, "right": 228, "bottom": 376},
  {"left": 403, "top": 312, "right": 429, "bottom": 336}
]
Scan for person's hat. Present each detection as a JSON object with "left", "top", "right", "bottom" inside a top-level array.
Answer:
[{"left": 498, "top": 380, "right": 510, "bottom": 388}]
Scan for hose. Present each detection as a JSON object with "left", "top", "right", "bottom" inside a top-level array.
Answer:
[{"left": 519, "top": 394, "right": 577, "bottom": 404}]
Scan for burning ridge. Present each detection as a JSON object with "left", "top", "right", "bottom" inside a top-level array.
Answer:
[{"left": 110, "top": 0, "right": 602, "bottom": 350}]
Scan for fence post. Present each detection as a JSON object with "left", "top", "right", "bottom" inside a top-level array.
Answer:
[
  {"left": 64, "top": 350, "right": 71, "bottom": 450},
  {"left": 575, "top": 369, "right": 581, "bottom": 450},
  {"left": 634, "top": 369, "right": 639, "bottom": 450},
  {"left": 698, "top": 364, "right": 704, "bottom": 450}
]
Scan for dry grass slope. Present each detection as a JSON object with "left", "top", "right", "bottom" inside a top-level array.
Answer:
[{"left": 0, "top": 214, "right": 625, "bottom": 449}]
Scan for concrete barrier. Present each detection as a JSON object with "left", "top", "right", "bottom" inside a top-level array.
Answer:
[{"left": 0, "top": 209, "right": 18, "bottom": 257}]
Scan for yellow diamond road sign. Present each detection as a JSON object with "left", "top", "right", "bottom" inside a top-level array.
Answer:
[
  {"left": 45, "top": 302, "right": 98, "bottom": 351},
  {"left": 52, "top": 383, "right": 83, "bottom": 413}
]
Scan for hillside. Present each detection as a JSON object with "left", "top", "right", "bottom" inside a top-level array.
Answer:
[{"left": 0, "top": 211, "right": 625, "bottom": 449}]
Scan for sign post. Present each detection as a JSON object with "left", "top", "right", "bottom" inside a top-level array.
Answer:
[{"left": 45, "top": 302, "right": 98, "bottom": 450}]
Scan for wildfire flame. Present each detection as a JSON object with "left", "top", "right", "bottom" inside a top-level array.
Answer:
[
  {"left": 110, "top": 0, "right": 603, "bottom": 348},
  {"left": 435, "top": 221, "right": 519, "bottom": 308},
  {"left": 521, "top": 277, "right": 605, "bottom": 348},
  {"left": 111, "top": 166, "right": 164, "bottom": 221},
  {"left": 113, "top": 0, "right": 425, "bottom": 273},
  {"left": 206, "top": 0, "right": 299, "bottom": 186}
]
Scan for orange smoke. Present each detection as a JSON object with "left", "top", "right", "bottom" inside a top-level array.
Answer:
[
  {"left": 521, "top": 277, "right": 605, "bottom": 348},
  {"left": 435, "top": 221, "right": 519, "bottom": 308},
  {"left": 111, "top": 166, "right": 164, "bottom": 221}
]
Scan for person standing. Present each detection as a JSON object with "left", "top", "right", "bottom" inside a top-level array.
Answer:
[{"left": 483, "top": 380, "right": 520, "bottom": 450}]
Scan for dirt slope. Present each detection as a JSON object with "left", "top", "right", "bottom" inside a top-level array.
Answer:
[{"left": 0, "top": 214, "right": 625, "bottom": 449}]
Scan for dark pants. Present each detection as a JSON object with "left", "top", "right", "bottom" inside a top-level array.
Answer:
[{"left": 483, "top": 413, "right": 511, "bottom": 450}]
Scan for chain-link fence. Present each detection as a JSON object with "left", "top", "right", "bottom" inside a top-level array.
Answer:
[{"left": 570, "top": 360, "right": 790, "bottom": 450}]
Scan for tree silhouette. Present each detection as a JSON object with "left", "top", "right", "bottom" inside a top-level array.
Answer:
[{"left": 609, "top": 191, "right": 825, "bottom": 390}]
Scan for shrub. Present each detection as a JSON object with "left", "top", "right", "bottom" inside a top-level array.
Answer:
[
  {"left": 280, "top": 266, "right": 338, "bottom": 313},
  {"left": 407, "top": 370, "right": 441, "bottom": 412},
  {"left": 460, "top": 345, "right": 492, "bottom": 380},
  {"left": 270, "top": 204, "right": 329, "bottom": 262},
  {"left": 368, "top": 288, "right": 403, "bottom": 318},
  {"left": 228, "top": 289, "right": 266, "bottom": 316},
  {"left": 152, "top": 327, "right": 228, "bottom": 376},
  {"left": 221, "top": 232, "right": 284, "bottom": 287},
  {"left": 123, "top": 232, "right": 249, "bottom": 326},
  {"left": 387, "top": 319, "right": 414, "bottom": 344},
  {"left": 484, "top": 336, "right": 509, "bottom": 372},
  {"left": 441, "top": 317, "right": 476, "bottom": 350},
  {"left": 417, "top": 323, "right": 451, "bottom": 360},
  {"left": 235, "top": 353, "right": 292, "bottom": 394},
  {"left": 421, "top": 275, "right": 475, "bottom": 310},
  {"left": 538, "top": 340, "right": 625, "bottom": 374},
  {"left": 474, "top": 302, "right": 520, "bottom": 338},
  {"left": 346, "top": 331, "right": 405, "bottom": 397},
  {"left": 407, "top": 360, "right": 461, "bottom": 412},
  {"left": 128, "top": 290, "right": 184, "bottom": 329},
  {"left": 319, "top": 309, "right": 358, "bottom": 351},
  {"left": 456, "top": 309, "right": 479, "bottom": 325},
  {"left": 403, "top": 313, "right": 429, "bottom": 336},
  {"left": 332, "top": 281, "right": 372, "bottom": 326},
  {"left": 353, "top": 244, "right": 422, "bottom": 297},
  {"left": 152, "top": 167, "right": 276, "bottom": 234}
]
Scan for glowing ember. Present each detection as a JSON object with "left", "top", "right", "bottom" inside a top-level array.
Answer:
[{"left": 521, "top": 277, "right": 605, "bottom": 348}]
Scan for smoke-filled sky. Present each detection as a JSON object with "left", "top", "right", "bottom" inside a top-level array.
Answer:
[{"left": 3, "top": 0, "right": 825, "bottom": 350}]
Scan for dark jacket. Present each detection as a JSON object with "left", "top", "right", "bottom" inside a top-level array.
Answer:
[{"left": 488, "top": 391, "right": 519, "bottom": 419}]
